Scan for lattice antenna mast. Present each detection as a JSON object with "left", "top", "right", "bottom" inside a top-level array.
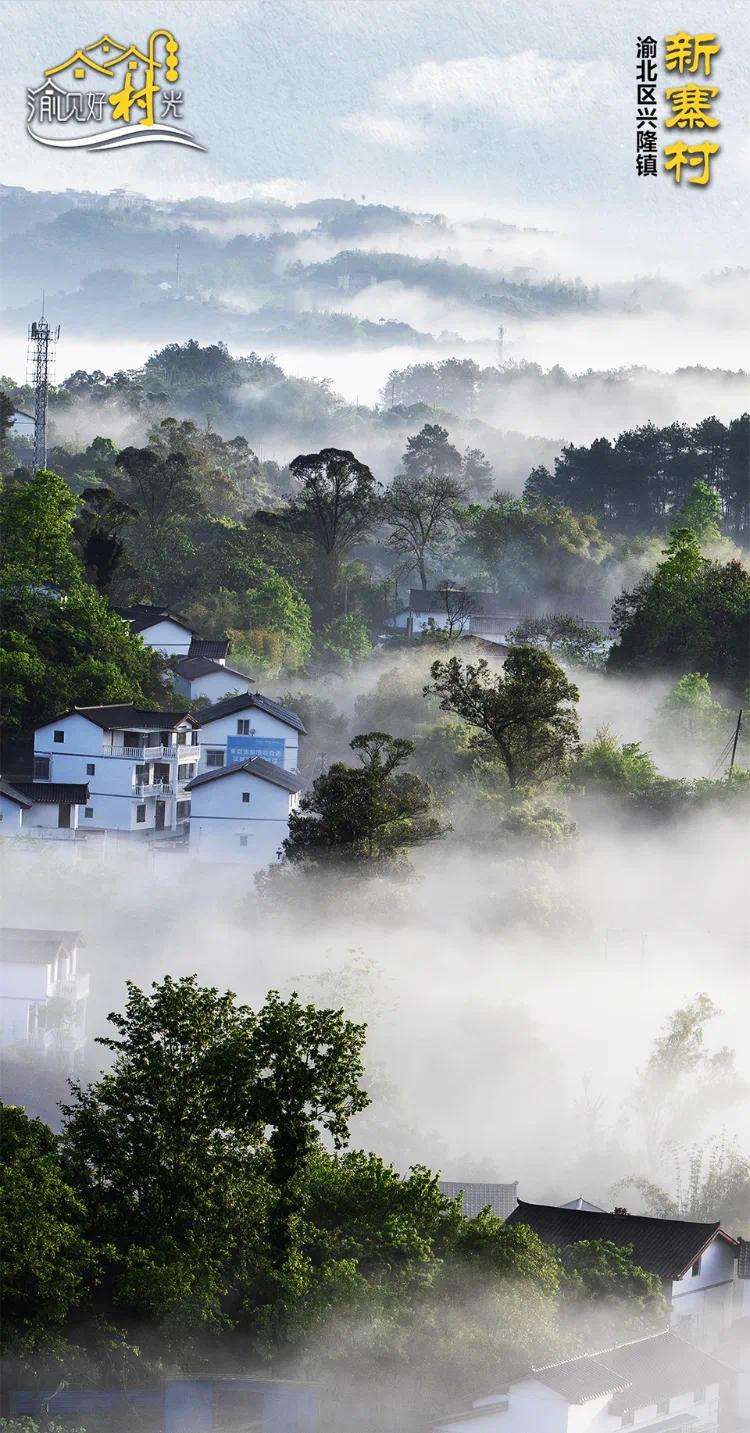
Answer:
[{"left": 27, "top": 300, "right": 60, "bottom": 471}]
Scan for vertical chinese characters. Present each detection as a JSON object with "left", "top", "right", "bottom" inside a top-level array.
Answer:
[
  {"left": 663, "top": 31, "right": 720, "bottom": 185},
  {"left": 636, "top": 37, "right": 658, "bottom": 176}
]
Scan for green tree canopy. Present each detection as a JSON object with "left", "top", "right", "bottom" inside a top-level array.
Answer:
[
  {"left": 284, "top": 731, "right": 445, "bottom": 868},
  {"left": 424, "top": 649, "right": 580, "bottom": 787}
]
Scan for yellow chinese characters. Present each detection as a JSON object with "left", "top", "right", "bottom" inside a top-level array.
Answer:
[
  {"left": 663, "top": 140, "right": 720, "bottom": 185},
  {"left": 665, "top": 32, "right": 720, "bottom": 76},
  {"left": 663, "top": 32, "right": 721, "bottom": 185},
  {"left": 665, "top": 85, "right": 719, "bottom": 129}
]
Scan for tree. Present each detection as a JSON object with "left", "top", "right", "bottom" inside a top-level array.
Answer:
[
  {"left": 461, "top": 492, "right": 606, "bottom": 600},
  {"left": 424, "top": 649, "right": 580, "bottom": 787},
  {"left": 284, "top": 732, "right": 445, "bottom": 867},
  {"left": 286, "top": 448, "right": 380, "bottom": 617},
  {"left": 609, "top": 528, "right": 750, "bottom": 691},
  {"left": 73, "top": 486, "right": 137, "bottom": 593},
  {"left": 383, "top": 468, "right": 465, "bottom": 590},
  {"left": 658, "top": 673, "right": 732, "bottom": 746},
  {"left": 1, "top": 1104, "right": 96, "bottom": 1344},
  {"left": 572, "top": 728, "right": 659, "bottom": 795},
  {"left": 60, "top": 977, "right": 369, "bottom": 1342},
  {"left": 677, "top": 481, "right": 723, "bottom": 546},
  {"left": 0, "top": 472, "right": 163, "bottom": 734},
  {"left": 313, "top": 612, "right": 373, "bottom": 669},
  {"left": 0, "top": 470, "right": 80, "bottom": 590},
  {"left": 561, "top": 1239, "right": 667, "bottom": 1337},
  {"left": 507, "top": 613, "right": 605, "bottom": 668}
]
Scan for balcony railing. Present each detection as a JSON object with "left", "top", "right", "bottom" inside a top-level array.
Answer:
[
  {"left": 109, "top": 742, "right": 201, "bottom": 760},
  {"left": 133, "top": 781, "right": 174, "bottom": 798}
]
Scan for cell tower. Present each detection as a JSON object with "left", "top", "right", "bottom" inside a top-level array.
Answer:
[{"left": 27, "top": 304, "right": 60, "bottom": 471}]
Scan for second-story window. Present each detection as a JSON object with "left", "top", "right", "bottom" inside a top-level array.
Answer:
[
  {"left": 33, "top": 756, "right": 50, "bottom": 780},
  {"left": 54, "top": 730, "right": 65, "bottom": 743},
  {"left": 237, "top": 719, "right": 251, "bottom": 735},
  {"left": 86, "top": 763, "right": 95, "bottom": 776},
  {"left": 206, "top": 751, "right": 224, "bottom": 768},
  {"left": 242, "top": 791, "right": 250, "bottom": 803}
]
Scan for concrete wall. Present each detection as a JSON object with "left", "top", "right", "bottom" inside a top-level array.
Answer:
[
  {"left": 434, "top": 1378, "right": 720, "bottom": 1433},
  {"left": 138, "top": 619, "right": 194, "bottom": 655}
]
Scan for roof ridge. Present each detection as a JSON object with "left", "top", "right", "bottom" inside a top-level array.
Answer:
[{"left": 533, "top": 1328, "right": 672, "bottom": 1373}]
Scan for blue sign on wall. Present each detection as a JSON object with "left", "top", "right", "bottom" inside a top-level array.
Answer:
[{"left": 226, "top": 735, "right": 285, "bottom": 767}]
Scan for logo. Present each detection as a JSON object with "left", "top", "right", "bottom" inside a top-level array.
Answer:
[{"left": 26, "top": 31, "right": 206, "bottom": 152}]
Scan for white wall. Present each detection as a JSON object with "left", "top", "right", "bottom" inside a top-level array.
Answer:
[
  {"left": 188, "top": 768, "right": 298, "bottom": 868},
  {"left": 433, "top": 1377, "right": 720, "bottom": 1433},
  {"left": 670, "top": 1238, "right": 737, "bottom": 1348},
  {"left": 173, "top": 669, "right": 253, "bottom": 702},
  {"left": 34, "top": 715, "right": 196, "bottom": 835},
  {"left": 138, "top": 618, "right": 194, "bottom": 655},
  {"left": 0, "top": 795, "right": 25, "bottom": 832},
  {"left": 197, "top": 706, "right": 300, "bottom": 773}
]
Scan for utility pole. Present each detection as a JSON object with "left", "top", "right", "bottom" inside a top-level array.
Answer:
[
  {"left": 27, "top": 299, "right": 60, "bottom": 472},
  {"left": 729, "top": 709, "right": 743, "bottom": 774}
]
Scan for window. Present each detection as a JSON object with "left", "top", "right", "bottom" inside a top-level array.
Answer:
[
  {"left": 239, "top": 835, "right": 248, "bottom": 848},
  {"left": 242, "top": 791, "right": 250, "bottom": 803},
  {"left": 176, "top": 800, "right": 190, "bottom": 820},
  {"left": 237, "top": 719, "right": 251, "bottom": 735},
  {"left": 656, "top": 1399, "right": 669, "bottom": 1416},
  {"left": 691, "top": 1256, "right": 702, "bottom": 1277},
  {"left": 33, "top": 755, "right": 50, "bottom": 780},
  {"left": 620, "top": 1411, "right": 634, "bottom": 1428},
  {"left": 86, "top": 763, "right": 95, "bottom": 776},
  {"left": 53, "top": 729, "right": 65, "bottom": 743},
  {"left": 136, "top": 804, "right": 146, "bottom": 824},
  {"left": 178, "top": 764, "right": 194, "bottom": 782},
  {"left": 85, "top": 807, "right": 93, "bottom": 819},
  {"left": 206, "top": 751, "right": 224, "bottom": 768}
]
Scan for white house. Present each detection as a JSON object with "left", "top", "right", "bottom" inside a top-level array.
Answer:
[
  {"left": 185, "top": 757, "right": 303, "bottom": 867},
  {"left": 33, "top": 705, "right": 200, "bottom": 838},
  {"left": 0, "top": 777, "right": 89, "bottom": 839},
  {"left": 389, "top": 590, "right": 612, "bottom": 647},
  {"left": 193, "top": 693, "right": 306, "bottom": 775},
  {"left": 506, "top": 1201, "right": 740, "bottom": 1353},
  {"left": 434, "top": 1330, "right": 726, "bottom": 1433},
  {"left": 171, "top": 656, "right": 254, "bottom": 703},
  {"left": 115, "top": 605, "right": 197, "bottom": 656},
  {"left": 115, "top": 605, "right": 231, "bottom": 664},
  {"left": 0, "top": 927, "right": 89, "bottom": 1066}
]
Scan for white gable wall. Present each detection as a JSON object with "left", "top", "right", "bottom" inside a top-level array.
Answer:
[
  {"left": 137, "top": 618, "right": 194, "bottom": 656},
  {"left": 197, "top": 706, "right": 300, "bottom": 772},
  {"left": 173, "top": 669, "right": 253, "bottom": 702},
  {"left": 188, "top": 768, "right": 298, "bottom": 867},
  {"left": 670, "top": 1237, "right": 737, "bottom": 1349}
]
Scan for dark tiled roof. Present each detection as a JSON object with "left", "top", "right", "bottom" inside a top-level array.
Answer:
[
  {"left": 0, "top": 776, "right": 32, "bottom": 808},
  {"left": 11, "top": 782, "right": 89, "bottom": 805},
  {"left": 188, "top": 637, "right": 230, "bottom": 661},
  {"left": 194, "top": 692, "right": 306, "bottom": 734},
  {"left": 60, "top": 705, "right": 195, "bottom": 732},
  {"left": 439, "top": 1181, "right": 518, "bottom": 1220},
  {"left": 172, "top": 656, "right": 251, "bottom": 682},
  {"left": 115, "top": 605, "right": 194, "bottom": 635},
  {"left": 531, "top": 1330, "right": 726, "bottom": 1407},
  {"left": 738, "top": 1240, "right": 750, "bottom": 1278},
  {"left": 185, "top": 757, "right": 303, "bottom": 795},
  {"left": 506, "top": 1200, "right": 730, "bottom": 1280}
]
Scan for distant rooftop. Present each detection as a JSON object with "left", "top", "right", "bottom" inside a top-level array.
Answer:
[
  {"left": 172, "top": 655, "right": 249, "bottom": 681},
  {"left": 506, "top": 1200, "right": 734, "bottom": 1280},
  {"left": 0, "top": 928, "right": 84, "bottom": 964},
  {"left": 438, "top": 1180, "right": 518, "bottom": 1220},
  {"left": 530, "top": 1329, "right": 727, "bottom": 1410},
  {"left": 50, "top": 705, "right": 195, "bottom": 732},
  {"left": 188, "top": 637, "right": 230, "bottom": 661},
  {"left": 114, "top": 605, "right": 194, "bottom": 635}
]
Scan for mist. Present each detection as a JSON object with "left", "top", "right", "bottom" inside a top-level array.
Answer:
[{"left": 3, "top": 658, "right": 747, "bottom": 1228}]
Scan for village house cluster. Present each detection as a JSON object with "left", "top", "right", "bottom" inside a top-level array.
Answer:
[{"left": 0, "top": 605, "right": 305, "bottom": 867}]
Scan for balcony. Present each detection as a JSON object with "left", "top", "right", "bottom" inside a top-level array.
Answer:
[
  {"left": 109, "top": 741, "right": 201, "bottom": 761},
  {"left": 133, "top": 781, "right": 174, "bottom": 798}
]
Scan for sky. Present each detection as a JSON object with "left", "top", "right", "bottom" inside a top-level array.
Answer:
[{"left": 2, "top": 0, "right": 748, "bottom": 272}]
